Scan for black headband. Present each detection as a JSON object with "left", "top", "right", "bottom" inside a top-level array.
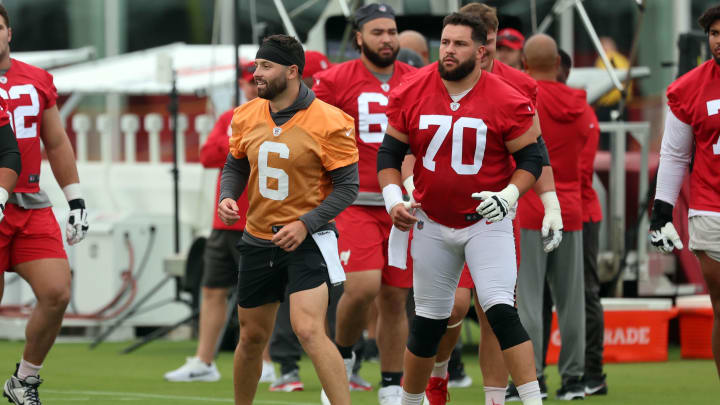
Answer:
[{"left": 256, "top": 42, "right": 305, "bottom": 75}]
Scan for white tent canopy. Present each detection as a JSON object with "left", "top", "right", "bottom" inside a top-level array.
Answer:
[
  {"left": 568, "top": 67, "right": 651, "bottom": 104},
  {"left": 52, "top": 43, "right": 259, "bottom": 96},
  {"left": 13, "top": 47, "right": 95, "bottom": 70}
]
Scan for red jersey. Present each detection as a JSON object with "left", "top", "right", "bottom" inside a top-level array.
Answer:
[
  {"left": 519, "top": 81, "right": 589, "bottom": 231},
  {"left": 666, "top": 60, "right": 720, "bottom": 214},
  {"left": 200, "top": 109, "right": 249, "bottom": 231},
  {"left": 490, "top": 60, "right": 538, "bottom": 106},
  {"left": 313, "top": 59, "right": 416, "bottom": 195},
  {"left": 0, "top": 59, "right": 57, "bottom": 193},
  {"left": 580, "top": 104, "right": 602, "bottom": 223},
  {"left": 0, "top": 99, "right": 9, "bottom": 128},
  {"left": 387, "top": 68, "right": 535, "bottom": 229}
]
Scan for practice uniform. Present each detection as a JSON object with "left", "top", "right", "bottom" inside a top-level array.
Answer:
[
  {"left": 664, "top": 59, "right": 720, "bottom": 257},
  {"left": 386, "top": 67, "right": 535, "bottom": 319},
  {"left": 0, "top": 59, "right": 65, "bottom": 272},
  {"left": 456, "top": 59, "right": 538, "bottom": 289},
  {"left": 314, "top": 59, "right": 416, "bottom": 287},
  {"left": 516, "top": 80, "right": 590, "bottom": 379},
  {"left": 229, "top": 95, "right": 358, "bottom": 307},
  {"left": 199, "top": 109, "right": 250, "bottom": 288}
]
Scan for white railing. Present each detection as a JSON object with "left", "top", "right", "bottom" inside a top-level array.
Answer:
[{"left": 42, "top": 113, "right": 220, "bottom": 237}]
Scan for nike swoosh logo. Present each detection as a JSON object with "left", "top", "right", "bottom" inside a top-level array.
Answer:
[
  {"left": 188, "top": 371, "right": 211, "bottom": 378},
  {"left": 345, "top": 129, "right": 352, "bottom": 137}
]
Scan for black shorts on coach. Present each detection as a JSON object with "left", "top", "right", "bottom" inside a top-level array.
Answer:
[{"left": 235, "top": 236, "right": 330, "bottom": 308}]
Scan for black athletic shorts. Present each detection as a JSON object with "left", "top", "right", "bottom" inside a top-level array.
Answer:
[
  {"left": 202, "top": 229, "right": 242, "bottom": 288},
  {"left": 235, "top": 236, "right": 330, "bottom": 308}
]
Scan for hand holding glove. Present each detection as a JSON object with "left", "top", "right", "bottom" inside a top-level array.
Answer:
[
  {"left": 649, "top": 199, "right": 683, "bottom": 253},
  {"left": 539, "top": 191, "right": 563, "bottom": 252},
  {"left": 64, "top": 184, "right": 89, "bottom": 245},
  {"left": 472, "top": 184, "right": 519, "bottom": 223}
]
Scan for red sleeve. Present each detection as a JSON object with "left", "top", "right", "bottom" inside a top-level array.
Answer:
[
  {"left": 0, "top": 98, "right": 9, "bottom": 127},
  {"left": 580, "top": 106, "right": 602, "bottom": 222},
  {"left": 312, "top": 70, "right": 336, "bottom": 106},
  {"left": 666, "top": 78, "right": 691, "bottom": 124},
  {"left": 386, "top": 86, "right": 410, "bottom": 135},
  {"left": 200, "top": 110, "right": 234, "bottom": 168},
  {"left": 501, "top": 94, "right": 535, "bottom": 141},
  {"left": 42, "top": 69, "right": 58, "bottom": 109}
]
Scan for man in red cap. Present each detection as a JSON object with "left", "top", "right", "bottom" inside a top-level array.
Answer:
[
  {"left": 497, "top": 28, "right": 525, "bottom": 70},
  {"left": 302, "top": 50, "right": 331, "bottom": 88}
]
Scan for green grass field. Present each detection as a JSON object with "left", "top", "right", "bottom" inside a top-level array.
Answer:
[{"left": 0, "top": 340, "right": 718, "bottom": 404}]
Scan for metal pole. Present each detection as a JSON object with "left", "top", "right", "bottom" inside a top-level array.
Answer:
[
  {"left": 234, "top": 0, "right": 240, "bottom": 107},
  {"left": 530, "top": 0, "right": 538, "bottom": 34},
  {"left": 272, "top": 0, "right": 299, "bottom": 38},
  {"left": 170, "top": 70, "right": 180, "bottom": 255},
  {"left": 573, "top": 0, "right": 624, "bottom": 92}
]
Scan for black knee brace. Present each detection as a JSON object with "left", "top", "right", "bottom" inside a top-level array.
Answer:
[
  {"left": 407, "top": 315, "right": 449, "bottom": 358},
  {"left": 485, "top": 304, "right": 530, "bottom": 350}
]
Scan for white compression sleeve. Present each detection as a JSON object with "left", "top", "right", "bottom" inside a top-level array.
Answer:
[{"left": 655, "top": 107, "right": 693, "bottom": 205}]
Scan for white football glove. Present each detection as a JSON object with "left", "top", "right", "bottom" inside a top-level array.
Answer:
[
  {"left": 66, "top": 199, "right": 89, "bottom": 245},
  {"left": 539, "top": 191, "right": 563, "bottom": 252},
  {"left": 649, "top": 222, "right": 683, "bottom": 253},
  {"left": 63, "top": 184, "right": 89, "bottom": 245},
  {"left": 403, "top": 175, "right": 416, "bottom": 205},
  {"left": 649, "top": 199, "right": 683, "bottom": 253},
  {"left": 472, "top": 184, "right": 519, "bottom": 223}
]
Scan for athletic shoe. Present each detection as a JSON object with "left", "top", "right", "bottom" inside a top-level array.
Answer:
[
  {"left": 4, "top": 366, "right": 43, "bottom": 405},
  {"left": 447, "top": 373, "right": 472, "bottom": 388},
  {"left": 505, "top": 381, "right": 520, "bottom": 402},
  {"left": 556, "top": 376, "right": 585, "bottom": 400},
  {"left": 363, "top": 338, "right": 379, "bottom": 362},
  {"left": 378, "top": 384, "right": 403, "bottom": 405},
  {"left": 320, "top": 353, "right": 356, "bottom": 404},
  {"left": 259, "top": 361, "right": 276, "bottom": 384},
  {"left": 505, "top": 377, "right": 548, "bottom": 401},
  {"left": 164, "top": 357, "right": 220, "bottom": 382},
  {"left": 583, "top": 374, "right": 608, "bottom": 396},
  {"left": 425, "top": 374, "right": 450, "bottom": 405},
  {"left": 349, "top": 373, "right": 372, "bottom": 391},
  {"left": 447, "top": 361, "right": 472, "bottom": 388},
  {"left": 269, "top": 370, "right": 304, "bottom": 392}
]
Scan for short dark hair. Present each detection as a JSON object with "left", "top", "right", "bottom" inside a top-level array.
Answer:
[
  {"left": 261, "top": 34, "right": 304, "bottom": 72},
  {"left": 458, "top": 3, "right": 498, "bottom": 32},
  {"left": 698, "top": 5, "right": 720, "bottom": 33},
  {"left": 442, "top": 12, "right": 487, "bottom": 45},
  {"left": 0, "top": 4, "right": 9, "bottom": 28}
]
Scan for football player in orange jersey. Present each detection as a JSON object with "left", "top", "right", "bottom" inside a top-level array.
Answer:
[{"left": 218, "top": 35, "right": 359, "bottom": 405}]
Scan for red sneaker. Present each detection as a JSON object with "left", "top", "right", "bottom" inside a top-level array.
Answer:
[{"left": 425, "top": 374, "right": 450, "bottom": 405}]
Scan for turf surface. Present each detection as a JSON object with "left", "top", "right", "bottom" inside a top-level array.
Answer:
[{"left": 0, "top": 340, "right": 717, "bottom": 404}]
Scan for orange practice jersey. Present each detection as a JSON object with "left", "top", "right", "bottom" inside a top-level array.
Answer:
[{"left": 230, "top": 97, "right": 358, "bottom": 240}]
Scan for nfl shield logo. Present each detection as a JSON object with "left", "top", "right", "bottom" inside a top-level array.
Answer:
[
  {"left": 381, "top": 83, "right": 390, "bottom": 92},
  {"left": 273, "top": 127, "right": 282, "bottom": 136},
  {"left": 379, "top": 5, "right": 387, "bottom": 12},
  {"left": 417, "top": 221, "right": 424, "bottom": 230}
]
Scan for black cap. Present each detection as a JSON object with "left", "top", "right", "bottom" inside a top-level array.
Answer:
[
  {"left": 354, "top": 3, "right": 395, "bottom": 28},
  {"left": 397, "top": 48, "right": 424, "bottom": 67}
]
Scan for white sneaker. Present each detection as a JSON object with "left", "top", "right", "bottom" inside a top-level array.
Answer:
[
  {"left": 321, "top": 353, "right": 356, "bottom": 404},
  {"left": 164, "top": 357, "right": 220, "bottom": 382},
  {"left": 259, "top": 361, "right": 276, "bottom": 383},
  {"left": 378, "top": 385, "right": 403, "bottom": 405}
]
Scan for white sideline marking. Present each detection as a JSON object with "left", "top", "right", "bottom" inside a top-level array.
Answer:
[{"left": 43, "top": 389, "right": 318, "bottom": 404}]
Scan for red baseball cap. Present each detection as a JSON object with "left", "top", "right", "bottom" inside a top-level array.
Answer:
[
  {"left": 303, "top": 51, "right": 332, "bottom": 79},
  {"left": 497, "top": 28, "right": 525, "bottom": 50},
  {"left": 240, "top": 61, "right": 255, "bottom": 82}
]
